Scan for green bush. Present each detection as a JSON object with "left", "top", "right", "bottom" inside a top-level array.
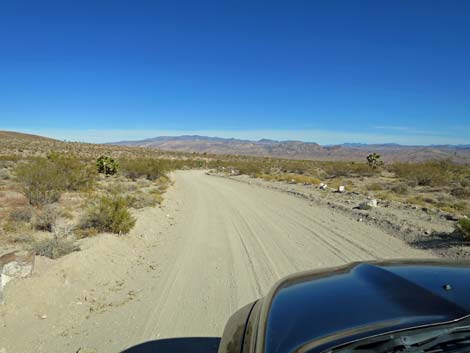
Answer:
[
  {"left": 120, "top": 158, "right": 170, "bottom": 181},
  {"left": 80, "top": 195, "right": 136, "bottom": 234},
  {"left": 96, "top": 156, "right": 119, "bottom": 175},
  {"left": 456, "top": 218, "right": 470, "bottom": 240},
  {"left": 390, "top": 160, "right": 466, "bottom": 187},
  {"left": 15, "top": 158, "right": 63, "bottom": 205},
  {"left": 32, "top": 238, "right": 80, "bottom": 259},
  {"left": 0, "top": 168, "right": 11, "bottom": 180},
  {"left": 15, "top": 154, "right": 95, "bottom": 206}
]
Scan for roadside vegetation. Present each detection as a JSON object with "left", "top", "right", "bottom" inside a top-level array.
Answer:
[
  {"left": 1, "top": 132, "right": 469, "bottom": 261},
  {"left": 209, "top": 156, "right": 470, "bottom": 224},
  {"left": 0, "top": 134, "right": 194, "bottom": 259}
]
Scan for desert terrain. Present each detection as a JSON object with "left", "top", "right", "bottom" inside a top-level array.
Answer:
[{"left": 0, "top": 131, "right": 469, "bottom": 353}]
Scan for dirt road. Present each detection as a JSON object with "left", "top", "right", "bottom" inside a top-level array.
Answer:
[{"left": 0, "top": 170, "right": 431, "bottom": 353}]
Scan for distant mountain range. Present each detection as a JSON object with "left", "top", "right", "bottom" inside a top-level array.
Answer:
[{"left": 109, "top": 135, "right": 470, "bottom": 163}]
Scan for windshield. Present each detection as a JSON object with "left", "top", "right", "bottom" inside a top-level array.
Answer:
[{"left": 0, "top": 1, "right": 469, "bottom": 353}]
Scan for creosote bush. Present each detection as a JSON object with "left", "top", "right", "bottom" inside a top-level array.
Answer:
[
  {"left": 15, "top": 153, "right": 95, "bottom": 206},
  {"left": 119, "top": 158, "right": 171, "bottom": 181},
  {"left": 390, "top": 160, "right": 468, "bottom": 187},
  {"left": 80, "top": 195, "right": 136, "bottom": 234},
  {"left": 456, "top": 218, "right": 470, "bottom": 240}
]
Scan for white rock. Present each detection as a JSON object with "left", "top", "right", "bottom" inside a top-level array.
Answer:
[
  {"left": 0, "top": 251, "right": 35, "bottom": 303},
  {"left": 2, "top": 261, "right": 33, "bottom": 278},
  {"left": 359, "top": 199, "right": 378, "bottom": 210},
  {"left": 1, "top": 261, "right": 34, "bottom": 289},
  {"left": 1, "top": 274, "right": 12, "bottom": 289},
  {"left": 338, "top": 185, "right": 345, "bottom": 193}
]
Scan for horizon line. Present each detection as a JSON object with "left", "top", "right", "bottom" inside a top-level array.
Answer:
[{"left": 2, "top": 128, "right": 470, "bottom": 147}]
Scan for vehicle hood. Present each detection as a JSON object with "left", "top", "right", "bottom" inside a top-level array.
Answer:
[{"left": 260, "top": 260, "right": 470, "bottom": 353}]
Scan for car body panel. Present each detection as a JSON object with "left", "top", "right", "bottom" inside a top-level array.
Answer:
[{"left": 218, "top": 260, "right": 470, "bottom": 353}]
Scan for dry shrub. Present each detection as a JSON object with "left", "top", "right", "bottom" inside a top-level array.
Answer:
[
  {"left": 391, "top": 184, "right": 409, "bottom": 195},
  {"left": 367, "top": 183, "right": 384, "bottom": 191},
  {"left": 126, "top": 191, "right": 161, "bottom": 209},
  {"left": 9, "top": 234, "right": 34, "bottom": 244},
  {"left": 32, "top": 237, "right": 80, "bottom": 259},
  {"left": 9, "top": 207, "right": 33, "bottom": 223},
  {"left": 3, "top": 219, "right": 31, "bottom": 234},
  {"left": 34, "top": 205, "right": 58, "bottom": 232},
  {"left": 74, "top": 227, "right": 98, "bottom": 239},
  {"left": 451, "top": 187, "right": 470, "bottom": 199}
]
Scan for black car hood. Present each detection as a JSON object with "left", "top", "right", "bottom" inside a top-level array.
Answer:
[{"left": 261, "top": 261, "right": 470, "bottom": 353}]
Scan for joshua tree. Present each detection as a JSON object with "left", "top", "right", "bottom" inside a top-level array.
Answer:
[
  {"left": 366, "top": 153, "right": 382, "bottom": 168},
  {"left": 96, "top": 156, "right": 119, "bottom": 175}
]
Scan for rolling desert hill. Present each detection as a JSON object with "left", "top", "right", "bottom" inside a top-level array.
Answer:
[
  {"left": 0, "top": 130, "right": 184, "bottom": 160},
  {"left": 0, "top": 130, "right": 57, "bottom": 142},
  {"left": 110, "top": 135, "right": 470, "bottom": 163}
]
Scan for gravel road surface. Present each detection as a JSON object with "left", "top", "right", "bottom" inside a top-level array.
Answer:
[{"left": 0, "top": 170, "right": 430, "bottom": 353}]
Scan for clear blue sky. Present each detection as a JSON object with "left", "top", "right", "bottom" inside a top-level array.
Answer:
[{"left": 1, "top": 0, "right": 469, "bottom": 144}]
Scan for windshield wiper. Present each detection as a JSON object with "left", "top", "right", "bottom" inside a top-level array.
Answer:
[{"left": 332, "top": 326, "right": 470, "bottom": 353}]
